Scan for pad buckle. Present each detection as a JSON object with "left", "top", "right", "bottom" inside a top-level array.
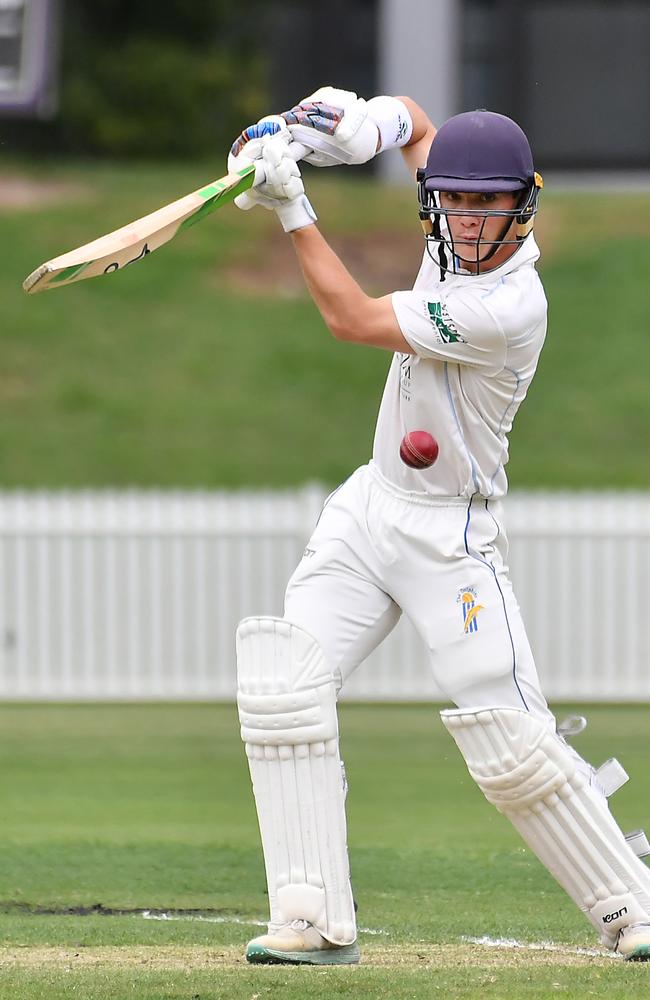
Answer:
[
  {"left": 625, "top": 829, "right": 650, "bottom": 859},
  {"left": 595, "top": 758, "right": 629, "bottom": 798}
]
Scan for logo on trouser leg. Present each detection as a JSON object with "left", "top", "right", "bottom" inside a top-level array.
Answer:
[{"left": 457, "top": 588, "right": 484, "bottom": 634}]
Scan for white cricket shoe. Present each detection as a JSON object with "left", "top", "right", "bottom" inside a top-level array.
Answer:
[
  {"left": 245, "top": 919, "right": 360, "bottom": 965},
  {"left": 615, "top": 922, "right": 650, "bottom": 961}
]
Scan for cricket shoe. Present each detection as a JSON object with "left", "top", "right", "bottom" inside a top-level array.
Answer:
[
  {"left": 245, "top": 919, "right": 360, "bottom": 965},
  {"left": 615, "top": 922, "right": 650, "bottom": 961}
]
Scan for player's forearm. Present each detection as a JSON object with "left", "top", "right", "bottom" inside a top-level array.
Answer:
[{"left": 290, "top": 225, "right": 370, "bottom": 341}]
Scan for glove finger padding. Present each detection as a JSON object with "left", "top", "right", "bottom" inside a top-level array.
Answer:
[
  {"left": 228, "top": 120, "right": 316, "bottom": 231},
  {"left": 229, "top": 119, "right": 293, "bottom": 212},
  {"left": 260, "top": 140, "right": 305, "bottom": 202},
  {"left": 228, "top": 115, "right": 289, "bottom": 168},
  {"left": 283, "top": 101, "right": 345, "bottom": 137},
  {"left": 234, "top": 135, "right": 307, "bottom": 215},
  {"left": 259, "top": 139, "right": 317, "bottom": 233}
]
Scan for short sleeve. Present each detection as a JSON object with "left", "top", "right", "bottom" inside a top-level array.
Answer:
[{"left": 391, "top": 286, "right": 507, "bottom": 374}]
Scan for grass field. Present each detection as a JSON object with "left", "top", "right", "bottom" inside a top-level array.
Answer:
[
  {"left": 1, "top": 702, "right": 649, "bottom": 998},
  {"left": 1, "top": 160, "right": 649, "bottom": 489}
]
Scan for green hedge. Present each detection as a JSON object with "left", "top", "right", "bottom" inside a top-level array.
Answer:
[{"left": 7, "top": 0, "right": 269, "bottom": 158}]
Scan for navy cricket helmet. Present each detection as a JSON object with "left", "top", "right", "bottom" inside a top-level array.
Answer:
[{"left": 417, "top": 110, "right": 543, "bottom": 276}]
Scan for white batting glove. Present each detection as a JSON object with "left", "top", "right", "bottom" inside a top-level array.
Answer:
[
  {"left": 229, "top": 131, "right": 316, "bottom": 232},
  {"left": 228, "top": 115, "right": 292, "bottom": 211},
  {"left": 258, "top": 138, "right": 317, "bottom": 233},
  {"left": 281, "top": 85, "right": 379, "bottom": 168}
]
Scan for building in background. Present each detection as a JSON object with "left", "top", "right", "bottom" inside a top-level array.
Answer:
[
  {"left": 0, "top": 0, "right": 59, "bottom": 118},
  {"left": 264, "top": 0, "right": 649, "bottom": 174},
  {"left": 1, "top": 0, "right": 648, "bottom": 170},
  {"left": 462, "top": 0, "right": 650, "bottom": 170}
]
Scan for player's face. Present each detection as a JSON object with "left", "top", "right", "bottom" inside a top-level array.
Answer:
[{"left": 439, "top": 191, "right": 519, "bottom": 271}]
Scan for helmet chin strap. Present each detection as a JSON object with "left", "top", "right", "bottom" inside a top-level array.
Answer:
[{"left": 431, "top": 212, "right": 448, "bottom": 281}]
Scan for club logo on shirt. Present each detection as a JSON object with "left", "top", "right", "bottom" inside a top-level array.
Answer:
[
  {"left": 427, "top": 302, "right": 466, "bottom": 344},
  {"left": 457, "top": 587, "right": 484, "bottom": 634}
]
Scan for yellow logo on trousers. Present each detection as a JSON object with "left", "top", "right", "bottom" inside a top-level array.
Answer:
[{"left": 459, "top": 589, "right": 484, "bottom": 634}]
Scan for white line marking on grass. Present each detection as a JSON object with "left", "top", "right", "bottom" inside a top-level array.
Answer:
[
  {"left": 462, "top": 934, "right": 619, "bottom": 959},
  {"left": 142, "top": 911, "right": 266, "bottom": 928},
  {"left": 141, "top": 911, "right": 388, "bottom": 935}
]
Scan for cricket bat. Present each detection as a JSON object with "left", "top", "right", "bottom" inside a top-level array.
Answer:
[{"left": 23, "top": 142, "right": 309, "bottom": 294}]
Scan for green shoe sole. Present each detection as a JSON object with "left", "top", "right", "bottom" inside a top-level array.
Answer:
[
  {"left": 246, "top": 941, "right": 360, "bottom": 966},
  {"left": 625, "top": 944, "right": 650, "bottom": 962}
]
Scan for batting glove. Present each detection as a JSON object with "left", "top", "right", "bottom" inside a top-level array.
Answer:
[
  {"left": 229, "top": 130, "right": 316, "bottom": 232},
  {"left": 281, "top": 86, "right": 379, "bottom": 168},
  {"left": 258, "top": 138, "right": 317, "bottom": 233},
  {"left": 228, "top": 115, "right": 292, "bottom": 211}
]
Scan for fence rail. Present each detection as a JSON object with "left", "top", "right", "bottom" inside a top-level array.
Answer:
[{"left": 1, "top": 488, "right": 649, "bottom": 702}]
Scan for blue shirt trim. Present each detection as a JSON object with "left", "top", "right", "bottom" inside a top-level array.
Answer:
[{"left": 463, "top": 496, "right": 529, "bottom": 711}]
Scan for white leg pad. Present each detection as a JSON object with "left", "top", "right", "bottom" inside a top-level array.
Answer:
[
  {"left": 236, "top": 616, "right": 356, "bottom": 946},
  {"left": 441, "top": 707, "right": 650, "bottom": 945}
]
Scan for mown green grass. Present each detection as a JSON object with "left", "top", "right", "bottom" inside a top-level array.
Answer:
[
  {"left": 1, "top": 962, "right": 648, "bottom": 1000},
  {"left": 0, "top": 703, "right": 649, "bottom": 998},
  {"left": 1, "top": 160, "right": 649, "bottom": 488}
]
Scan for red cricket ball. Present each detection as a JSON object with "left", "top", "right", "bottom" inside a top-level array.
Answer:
[{"left": 399, "top": 430, "right": 439, "bottom": 469}]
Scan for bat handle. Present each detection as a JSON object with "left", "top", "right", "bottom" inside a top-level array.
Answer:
[{"left": 252, "top": 140, "right": 311, "bottom": 187}]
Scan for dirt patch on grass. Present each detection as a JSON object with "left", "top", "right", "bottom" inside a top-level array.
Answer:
[
  {"left": 365, "top": 942, "right": 615, "bottom": 968},
  {"left": 221, "top": 218, "right": 572, "bottom": 299},
  {"left": 221, "top": 229, "right": 425, "bottom": 299},
  {"left": 0, "top": 175, "right": 89, "bottom": 212},
  {"left": 0, "top": 942, "right": 616, "bottom": 971},
  {"left": 0, "top": 945, "right": 245, "bottom": 971}
]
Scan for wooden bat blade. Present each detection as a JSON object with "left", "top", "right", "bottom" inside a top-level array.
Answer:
[{"left": 22, "top": 164, "right": 256, "bottom": 294}]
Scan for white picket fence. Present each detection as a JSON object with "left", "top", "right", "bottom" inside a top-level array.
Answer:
[{"left": 0, "top": 488, "right": 649, "bottom": 702}]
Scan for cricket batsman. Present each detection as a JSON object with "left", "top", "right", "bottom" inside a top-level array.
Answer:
[{"left": 228, "top": 88, "right": 650, "bottom": 965}]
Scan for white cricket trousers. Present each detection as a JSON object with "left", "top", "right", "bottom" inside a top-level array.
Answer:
[{"left": 284, "top": 463, "right": 553, "bottom": 722}]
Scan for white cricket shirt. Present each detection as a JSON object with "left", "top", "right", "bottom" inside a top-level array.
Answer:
[{"left": 372, "top": 235, "right": 547, "bottom": 499}]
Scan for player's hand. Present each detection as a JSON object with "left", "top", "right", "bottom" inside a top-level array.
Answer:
[
  {"left": 228, "top": 115, "right": 292, "bottom": 210},
  {"left": 281, "top": 86, "right": 379, "bottom": 167},
  {"left": 228, "top": 125, "right": 297, "bottom": 213},
  {"left": 260, "top": 138, "right": 317, "bottom": 232},
  {"left": 231, "top": 133, "right": 317, "bottom": 232}
]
